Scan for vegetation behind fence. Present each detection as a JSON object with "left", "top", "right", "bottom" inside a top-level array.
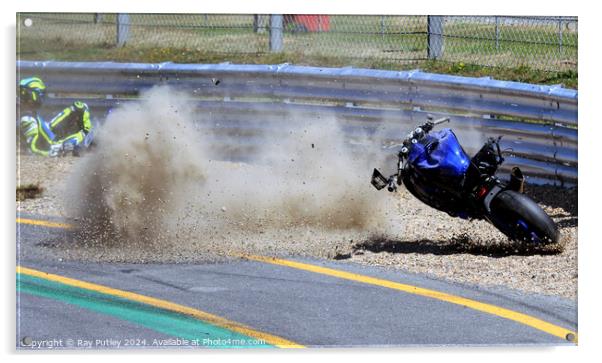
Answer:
[{"left": 17, "top": 13, "right": 577, "bottom": 73}]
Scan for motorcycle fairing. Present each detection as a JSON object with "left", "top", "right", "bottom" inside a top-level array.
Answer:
[
  {"left": 408, "top": 128, "right": 471, "bottom": 183},
  {"left": 403, "top": 170, "right": 469, "bottom": 218}
]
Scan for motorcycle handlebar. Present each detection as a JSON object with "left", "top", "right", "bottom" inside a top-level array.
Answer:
[
  {"left": 421, "top": 117, "right": 450, "bottom": 133},
  {"left": 399, "top": 117, "right": 451, "bottom": 153},
  {"left": 432, "top": 117, "right": 451, "bottom": 126}
]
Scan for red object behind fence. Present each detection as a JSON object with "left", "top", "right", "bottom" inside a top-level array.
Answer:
[{"left": 285, "top": 15, "right": 330, "bottom": 32}]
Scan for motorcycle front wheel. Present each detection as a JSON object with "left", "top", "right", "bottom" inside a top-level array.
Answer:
[{"left": 488, "top": 190, "right": 559, "bottom": 245}]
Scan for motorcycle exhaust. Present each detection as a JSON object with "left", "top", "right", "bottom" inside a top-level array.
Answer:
[{"left": 509, "top": 167, "right": 525, "bottom": 193}]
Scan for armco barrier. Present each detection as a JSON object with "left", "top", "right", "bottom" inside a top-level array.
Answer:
[{"left": 17, "top": 61, "right": 578, "bottom": 186}]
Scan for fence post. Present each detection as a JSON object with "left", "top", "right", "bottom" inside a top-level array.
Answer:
[
  {"left": 116, "top": 13, "right": 130, "bottom": 47},
  {"left": 558, "top": 17, "right": 563, "bottom": 53},
  {"left": 495, "top": 16, "right": 500, "bottom": 51},
  {"left": 427, "top": 16, "right": 444, "bottom": 60},
  {"left": 254, "top": 15, "right": 268, "bottom": 33},
  {"left": 270, "top": 14, "right": 283, "bottom": 52}
]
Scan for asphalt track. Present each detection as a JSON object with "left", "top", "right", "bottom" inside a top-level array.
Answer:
[{"left": 16, "top": 214, "right": 578, "bottom": 349}]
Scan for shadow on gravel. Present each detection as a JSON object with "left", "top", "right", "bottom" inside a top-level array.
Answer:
[
  {"left": 352, "top": 234, "right": 564, "bottom": 258},
  {"left": 524, "top": 185, "right": 577, "bottom": 214},
  {"left": 524, "top": 185, "right": 578, "bottom": 228},
  {"left": 555, "top": 217, "right": 578, "bottom": 229}
]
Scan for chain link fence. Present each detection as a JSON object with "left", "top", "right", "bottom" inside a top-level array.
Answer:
[{"left": 17, "top": 13, "right": 577, "bottom": 71}]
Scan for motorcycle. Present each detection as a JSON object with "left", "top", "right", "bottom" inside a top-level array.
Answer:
[{"left": 371, "top": 116, "right": 559, "bottom": 245}]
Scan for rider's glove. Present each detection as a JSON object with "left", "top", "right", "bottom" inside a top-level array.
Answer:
[{"left": 48, "top": 144, "right": 63, "bottom": 157}]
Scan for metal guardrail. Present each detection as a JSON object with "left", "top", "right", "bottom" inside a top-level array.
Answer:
[{"left": 17, "top": 60, "right": 578, "bottom": 186}]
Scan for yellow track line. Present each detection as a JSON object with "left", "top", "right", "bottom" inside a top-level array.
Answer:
[
  {"left": 17, "top": 217, "right": 73, "bottom": 229},
  {"left": 245, "top": 255, "right": 578, "bottom": 344},
  {"left": 17, "top": 266, "right": 304, "bottom": 348},
  {"left": 16, "top": 217, "right": 577, "bottom": 344}
]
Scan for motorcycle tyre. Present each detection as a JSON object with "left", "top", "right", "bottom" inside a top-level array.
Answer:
[{"left": 488, "top": 190, "right": 559, "bottom": 245}]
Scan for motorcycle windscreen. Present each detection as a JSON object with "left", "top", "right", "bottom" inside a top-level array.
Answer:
[{"left": 408, "top": 128, "right": 470, "bottom": 181}]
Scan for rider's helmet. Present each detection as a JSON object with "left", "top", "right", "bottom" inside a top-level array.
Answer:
[{"left": 19, "top": 77, "right": 46, "bottom": 109}]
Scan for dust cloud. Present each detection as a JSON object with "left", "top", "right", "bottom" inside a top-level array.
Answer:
[{"left": 63, "top": 87, "right": 401, "bottom": 262}]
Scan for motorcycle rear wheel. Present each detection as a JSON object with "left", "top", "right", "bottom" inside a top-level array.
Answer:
[{"left": 488, "top": 190, "right": 559, "bottom": 245}]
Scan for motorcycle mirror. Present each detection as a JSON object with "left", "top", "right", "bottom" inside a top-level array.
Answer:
[{"left": 371, "top": 168, "right": 388, "bottom": 190}]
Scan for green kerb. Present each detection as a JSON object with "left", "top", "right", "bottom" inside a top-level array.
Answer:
[{"left": 17, "top": 273, "right": 273, "bottom": 348}]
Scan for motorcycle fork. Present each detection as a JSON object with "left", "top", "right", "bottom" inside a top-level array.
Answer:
[{"left": 396, "top": 154, "right": 404, "bottom": 185}]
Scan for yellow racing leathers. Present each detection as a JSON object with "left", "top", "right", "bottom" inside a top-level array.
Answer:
[
  {"left": 49, "top": 101, "right": 92, "bottom": 148},
  {"left": 19, "top": 112, "right": 58, "bottom": 157},
  {"left": 20, "top": 101, "right": 92, "bottom": 157}
]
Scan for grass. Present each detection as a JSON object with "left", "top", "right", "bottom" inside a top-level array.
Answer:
[
  {"left": 18, "top": 45, "right": 578, "bottom": 89},
  {"left": 17, "top": 183, "right": 43, "bottom": 201},
  {"left": 418, "top": 61, "right": 577, "bottom": 89},
  {"left": 16, "top": 13, "right": 578, "bottom": 88}
]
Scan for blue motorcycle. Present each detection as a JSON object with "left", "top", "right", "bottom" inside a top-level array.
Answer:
[{"left": 371, "top": 116, "right": 559, "bottom": 245}]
